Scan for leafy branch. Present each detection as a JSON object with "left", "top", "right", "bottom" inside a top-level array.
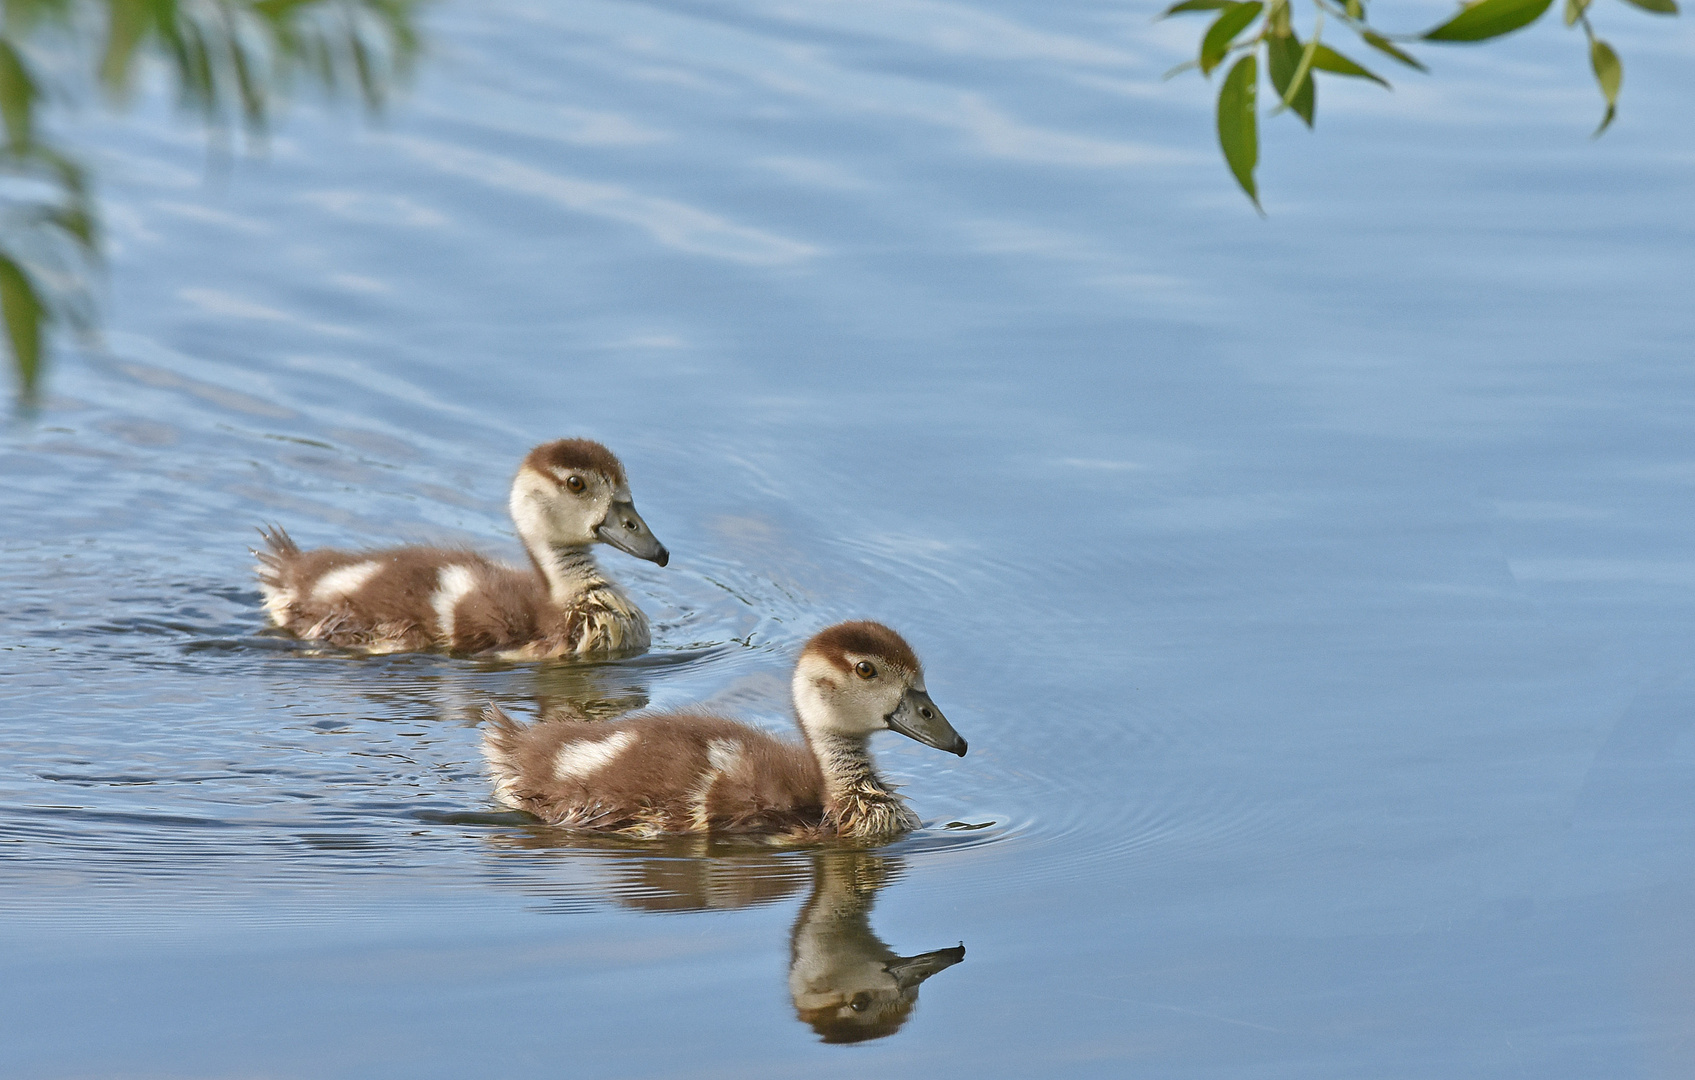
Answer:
[
  {"left": 1162, "top": 0, "right": 1680, "bottom": 209},
  {"left": 2, "top": 0, "right": 424, "bottom": 405}
]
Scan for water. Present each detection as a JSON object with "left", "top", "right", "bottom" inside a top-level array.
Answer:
[{"left": 4, "top": 1, "right": 1695, "bottom": 1075}]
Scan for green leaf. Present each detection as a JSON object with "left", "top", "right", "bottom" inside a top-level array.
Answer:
[
  {"left": 1362, "top": 31, "right": 1428, "bottom": 70},
  {"left": 1563, "top": 0, "right": 1592, "bottom": 25},
  {"left": 1160, "top": 0, "right": 1235, "bottom": 16},
  {"left": 1590, "top": 38, "right": 1621, "bottom": 103},
  {"left": 0, "top": 253, "right": 45, "bottom": 398},
  {"left": 1275, "top": 32, "right": 1320, "bottom": 112},
  {"left": 1345, "top": 0, "right": 1364, "bottom": 16},
  {"left": 1266, "top": 32, "right": 1315, "bottom": 126},
  {"left": 1310, "top": 44, "right": 1390, "bottom": 86},
  {"left": 0, "top": 36, "right": 37, "bottom": 148},
  {"left": 1217, "top": 54, "right": 1261, "bottom": 209},
  {"left": 1201, "top": 2, "right": 1264, "bottom": 75},
  {"left": 1590, "top": 37, "right": 1621, "bottom": 134},
  {"left": 98, "top": 0, "right": 155, "bottom": 97},
  {"left": 253, "top": 0, "right": 318, "bottom": 15},
  {"left": 44, "top": 207, "right": 97, "bottom": 249},
  {"left": 1424, "top": 0, "right": 1556, "bottom": 41},
  {"left": 1617, "top": 0, "right": 1677, "bottom": 12}
]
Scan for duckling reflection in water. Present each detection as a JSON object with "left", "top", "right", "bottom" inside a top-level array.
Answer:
[
  {"left": 481, "top": 621, "right": 967, "bottom": 841},
  {"left": 791, "top": 849, "right": 965, "bottom": 1043},
  {"left": 477, "top": 833, "right": 964, "bottom": 1042},
  {"left": 410, "top": 658, "right": 653, "bottom": 730},
  {"left": 530, "top": 654, "right": 654, "bottom": 724},
  {"left": 255, "top": 439, "right": 668, "bottom": 657}
]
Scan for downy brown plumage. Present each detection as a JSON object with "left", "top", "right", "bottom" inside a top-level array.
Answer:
[
  {"left": 481, "top": 621, "right": 968, "bottom": 841},
  {"left": 255, "top": 439, "right": 669, "bottom": 657}
]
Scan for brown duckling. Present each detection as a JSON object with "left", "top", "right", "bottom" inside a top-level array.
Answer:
[
  {"left": 481, "top": 621, "right": 967, "bottom": 841},
  {"left": 256, "top": 439, "right": 668, "bottom": 657}
]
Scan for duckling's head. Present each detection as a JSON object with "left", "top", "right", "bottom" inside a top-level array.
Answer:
[
  {"left": 792, "top": 621, "right": 967, "bottom": 756},
  {"left": 510, "top": 439, "right": 669, "bottom": 565}
]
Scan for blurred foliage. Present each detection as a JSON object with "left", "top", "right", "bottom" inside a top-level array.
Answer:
[
  {"left": 2, "top": 0, "right": 422, "bottom": 403},
  {"left": 1163, "top": 0, "right": 1680, "bottom": 210}
]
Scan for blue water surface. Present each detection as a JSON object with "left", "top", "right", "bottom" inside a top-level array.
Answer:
[{"left": 4, "top": 1, "right": 1695, "bottom": 1076}]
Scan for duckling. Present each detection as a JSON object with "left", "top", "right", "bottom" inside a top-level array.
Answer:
[
  {"left": 255, "top": 439, "right": 669, "bottom": 657},
  {"left": 481, "top": 620, "right": 967, "bottom": 840}
]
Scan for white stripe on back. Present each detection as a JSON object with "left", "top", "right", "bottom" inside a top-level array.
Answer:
[
  {"left": 553, "top": 729, "right": 637, "bottom": 780},
  {"left": 706, "top": 738, "right": 744, "bottom": 776},
  {"left": 687, "top": 738, "right": 746, "bottom": 830},
  {"left": 311, "top": 561, "right": 382, "bottom": 603},
  {"left": 431, "top": 564, "right": 478, "bottom": 646}
]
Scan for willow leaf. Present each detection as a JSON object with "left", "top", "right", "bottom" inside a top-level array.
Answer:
[
  {"left": 1590, "top": 38, "right": 1621, "bottom": 134},
  {"left": 98, "top": 0, "right": 153, "bottom": 95},
  {"left": 1217, "top": 54, "right": 1260, "bottom": 209},
  {"left": 1361, "top": 31, "right": 1427, "bottom": 70},
  {"left": 1266, "top": 32, "right": 1315, "bottom": 126},
  {"left": 0, "top": 36, "right": 36, "bottom": 148},
  {"left": 1424, "top": 0, "right": 1556, "bottom": 41},
  {"left": 0, "top": 253, "right": 44, "bottom": 396},
  {"left": 1201, "top": 2, "right": 1264, "bottom": 76},
  {"left": 1311, "top": 44, "right": 1389, "bottom": 86}
]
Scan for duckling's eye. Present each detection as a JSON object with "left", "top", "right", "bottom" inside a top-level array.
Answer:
[
  {"left": 565, "top": 475, "right": 586, "bottom": 494},
  {"left": 855, "top": 661, "right": 876, "bottom": 679},
  {"left": 849, "top": 992, "right": 873, "bottom": 1012}
]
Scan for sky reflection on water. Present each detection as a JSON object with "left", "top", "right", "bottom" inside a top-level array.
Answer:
[{"left": 3, "top": 0, "right": 1695, "bottom": 1076}]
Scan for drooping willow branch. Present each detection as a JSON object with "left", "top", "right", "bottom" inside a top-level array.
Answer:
[
  {"left": 1162, "top": 0, "right": 1679, "bottom": 210},
  {"left": 1, "top": 0, "right": 424, "bottom": 403}
]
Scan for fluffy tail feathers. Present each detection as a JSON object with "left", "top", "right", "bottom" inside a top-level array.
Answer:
[
  {"left": 253, "top": 525, "right": 302, "bottom": 624},
  {"left": 481, "top": 704, "right": 525, "bottom": 808},
  {"left": 253, "top": 524, "right": 298, "bottom": 582}
]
